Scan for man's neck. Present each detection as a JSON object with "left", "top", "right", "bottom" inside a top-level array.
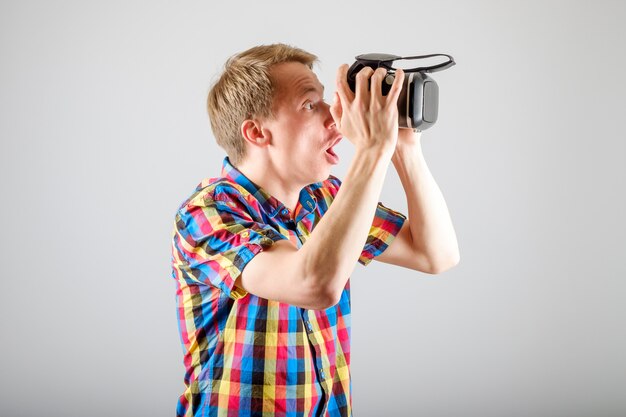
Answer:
[{"left": 235, "top": 159, "right": 303, "bottom": 214}]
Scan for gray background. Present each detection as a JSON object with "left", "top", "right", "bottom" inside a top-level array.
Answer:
[{"left": 1, "top": 0, "right": 625, "bottom": 416}]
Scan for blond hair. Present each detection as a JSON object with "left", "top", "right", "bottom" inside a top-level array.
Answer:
[{"left": 207, "top": 44, "right": 318, "bottom": 167}]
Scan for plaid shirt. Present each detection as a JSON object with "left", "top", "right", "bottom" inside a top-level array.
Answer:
[{"left": 171, "top": 157, "right": 406, "bottom": 416}]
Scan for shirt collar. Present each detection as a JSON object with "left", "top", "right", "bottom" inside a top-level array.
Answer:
[{"left": 220, "top": 157, "right": 317, "bottom": 221}]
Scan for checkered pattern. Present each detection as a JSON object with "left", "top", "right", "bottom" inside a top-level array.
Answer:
[{"left": 171, "top": 157, "right": 406, "bottom": 416}]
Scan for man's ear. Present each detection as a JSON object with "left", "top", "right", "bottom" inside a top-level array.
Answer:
[{"left": 241, "top": 119, "right": 271, "bottom": 147}]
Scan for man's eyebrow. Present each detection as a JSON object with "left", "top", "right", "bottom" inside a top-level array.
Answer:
[{"left": 297, "top": 84, "right": 324, "bottom": 98}]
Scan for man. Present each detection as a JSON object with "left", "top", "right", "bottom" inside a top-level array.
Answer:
[{"left": 171, "top": 43, "right": 459, "bottom": 416}]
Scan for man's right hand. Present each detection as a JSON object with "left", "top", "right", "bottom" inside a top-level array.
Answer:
[{"left": 330, "top": 64, "right": 405, "bottom": 158}]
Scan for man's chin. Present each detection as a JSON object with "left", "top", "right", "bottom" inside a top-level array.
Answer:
[
  {"left": 299, "top": 169, "right": 328, "bottom": 186},
  {"left": 313, "top": 169, "right": 333, "bottom": 184}
]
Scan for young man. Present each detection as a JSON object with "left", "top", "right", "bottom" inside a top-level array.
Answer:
[{"left": 171, "top": 44, "right": 459, "bottom": 416}]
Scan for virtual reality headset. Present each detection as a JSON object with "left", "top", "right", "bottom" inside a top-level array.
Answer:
[{"left": 347, "top": 53, "right": 455, "bottom": 130}]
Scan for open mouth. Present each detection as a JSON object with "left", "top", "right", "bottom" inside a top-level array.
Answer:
[
  {"left": 324, "top": 140, "right": 340, "bottom": 164},
  {"left": 325, "top": 137, "right": 342, "bottom": 157},
  {"left": 325, "top": 146, "right": 338, "bottom": 157}
]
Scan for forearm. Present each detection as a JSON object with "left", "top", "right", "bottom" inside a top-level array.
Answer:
[
  {"left": 392, "top": 137, "right": 459, "bottom": 272},
  {"left": 300, "top": 148, "right": 391, "bottom": 297}
]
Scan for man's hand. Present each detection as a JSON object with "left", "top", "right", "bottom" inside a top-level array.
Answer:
[{"left": 330, "top": 64, "right": 405, "bottom": 158}]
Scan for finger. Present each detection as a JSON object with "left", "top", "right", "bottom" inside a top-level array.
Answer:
[
  {"left": 355, "top": 66, "right": 374, "bottom": 103},
  {"left": 329, "top": 92, "right": 343, "bottom": 128},
  {"left": 335, "top": 64, "right": 353, "bottom": 104},
  {"left": 369, "top": 67, "right": 387, "bottom": 103},
  {"left": 386, "top": 68, "right": 405, "bottom": 107}
]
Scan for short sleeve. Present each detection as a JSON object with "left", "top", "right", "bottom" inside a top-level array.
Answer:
[
  {"left": 358, "top": 202, "right": 407, "bottom": 266},
  {"left": 171, "top": 191, "right": 287, "bottom": 300},
  {"left": 324, "top": 174, "right": 407, "bottom": 267}
]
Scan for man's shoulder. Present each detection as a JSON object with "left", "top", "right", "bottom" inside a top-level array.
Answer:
[{"left": 177, "top": 176, "right": 251, "bottom": 212}]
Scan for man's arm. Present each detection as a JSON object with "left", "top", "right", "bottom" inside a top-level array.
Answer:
[
  {"left": 375, "top": 130, "right": 460, "bottom": 274},
  {"left": 238, "top": 149, "right": 393, "bottom": 310},
  {"left": 237, "top": 66, "right": 405, "bottom": 310}
]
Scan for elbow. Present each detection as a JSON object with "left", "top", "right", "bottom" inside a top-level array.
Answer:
[
  {"left": 310, "top": 295, "right": 340, "bottom": 311},
  {"left": 305, "top": 274, "right": 344, "bottom": 310},
  {"left": 426, "top": 251, "right": 460, "bottom": 275},
  {"left": 309, "top": 284, "right": 343, "bottom": 310},
  {"left": 301, "top": 256, "right": 346, "bottom": 309}
]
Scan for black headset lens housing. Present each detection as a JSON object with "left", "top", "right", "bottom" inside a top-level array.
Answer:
[{"left": 346, "top": 53, "right": 455, "bottom": 130}]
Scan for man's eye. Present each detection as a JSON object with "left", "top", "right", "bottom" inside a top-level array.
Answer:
[{"left": 303, "top": 102, "right": 314, "bottom": 111}]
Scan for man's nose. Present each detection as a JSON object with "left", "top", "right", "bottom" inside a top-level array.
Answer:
[{"left": 322, "top": 102, "right": 336, "bottom": 130}]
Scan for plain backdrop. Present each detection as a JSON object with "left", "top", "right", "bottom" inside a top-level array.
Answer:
[{"left": 1, "top": 1, "right": 625, "bottom": 416}]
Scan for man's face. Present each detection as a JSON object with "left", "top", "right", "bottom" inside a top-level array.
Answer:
[{"left": 261, "top": 61, "right": 342, "bottom": 185}]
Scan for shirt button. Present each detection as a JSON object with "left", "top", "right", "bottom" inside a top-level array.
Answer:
[
  {"left": 305, "top": 321, "right": 313, "bottom": 332},
  {"left": 281, "top": 209, "right": 288, "bottom": 216},
  {"left": 320, "top": 370, "right": 325, "bottom": 379}
]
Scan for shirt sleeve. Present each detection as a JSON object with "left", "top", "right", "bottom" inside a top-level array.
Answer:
[
  {"left": 358, "top": 201, "right": 407, "bottom": 266},
  {"left": 171, "top": 189, "right": 287, "bottom": 300},
  {"left": 325, "top": 175, "right": 407, "bottom": 267}
]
